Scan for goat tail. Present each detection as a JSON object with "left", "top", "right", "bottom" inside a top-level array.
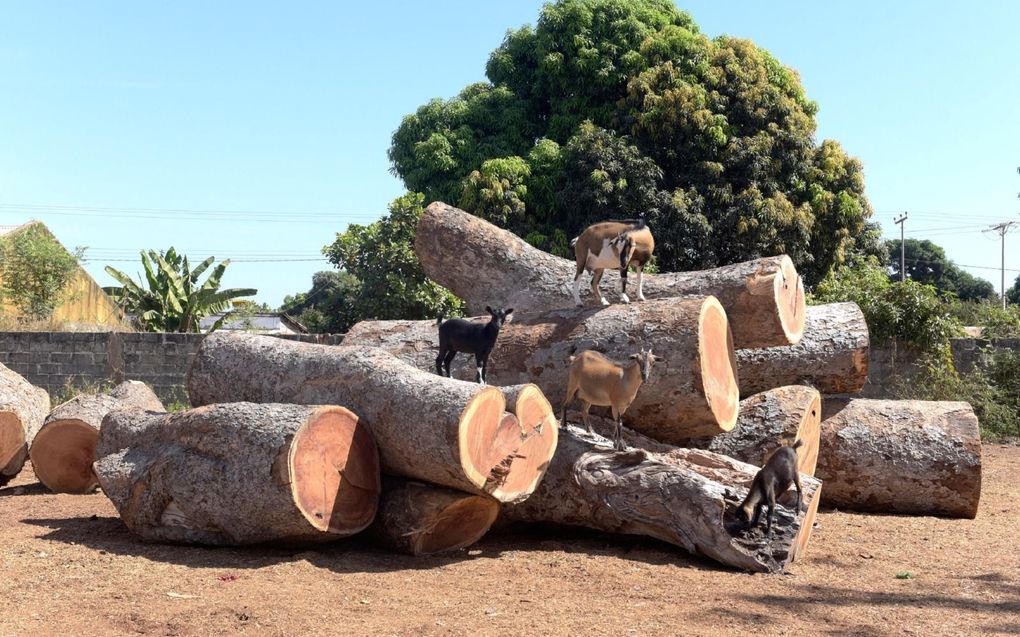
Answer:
[
  {"left": 791, "top": 438, "right": 804, "bottom": 450},
  {"left": 569, "top": 236, "right": 579, "bottom": 248}
]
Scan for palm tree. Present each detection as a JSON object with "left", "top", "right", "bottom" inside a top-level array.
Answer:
[{"left": 104, "top": 248, "right": 257, "bottom": 332}]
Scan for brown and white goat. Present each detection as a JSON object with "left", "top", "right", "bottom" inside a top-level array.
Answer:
[
  {"left": 560, "top": 348, "right": 662, "bottom": 450},
  {"left": 569, "top": 218, "right": 655, "bottom": 307}
]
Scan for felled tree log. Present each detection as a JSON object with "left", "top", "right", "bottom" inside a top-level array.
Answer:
[
  {"left": 736, "top": 302, "right": 869, "bottom": 396},
  {"left": 187, "top": 334, "right": 557, "bottom": 503},
  {"left": 675, "top": 386, "right": 821, "bottom": 476},
  {"left": 342, "top": 296, "right": 740, "bottom": 440},
  {"left": 0, "top": 362, "right": 51, "bottom": 486},
  {"left": 415, "top": 201, "right": 805, "bottom": 349},
  {"left": 30, "top": 380, "right": 166, "bottom": 494},
  {"left": 366, "top": 477, "right": 499, "bottom": 556},
  {"left": 94, "top": 403, "right": 380, "bottom": 545},
  {"left": 503, "top": 425, "right": 821, "bottom": 572},
  {"left": 818, "top": 398, "right": 982, "bottom": 518}
]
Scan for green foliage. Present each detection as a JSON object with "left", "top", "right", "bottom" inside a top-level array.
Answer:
[
  {"left": 104, "top": 248, "right": 257, "bottom": 332},
  {"left": 459, "top": 156, "right": 531, "bottom": 226},
  {"left": 950, "top": 300, "right": 1020, "bottom": 338},
  {"left": 0, "top": 224, "right": 84, "bottom": 320},
  {"left": 392, "top": 0, "right": 876, "bottom": 284},
  {"left": 891, "top": 348, "right": 1020, "bottom": 441},
  {"left": 811, "top": 261, "right": 961, "bottom": 350},
  {"left": 1004, "top": 270, "right": 1020, "bottom": 305},
  {"left": 322, "top": 193, "right": 463, "bottom": 329},
  {"left": 886, "top": 239, "right": 996, "bottom": 302},
  {"left": 280, "top": 270, "right": 360, "bottom": 334}
]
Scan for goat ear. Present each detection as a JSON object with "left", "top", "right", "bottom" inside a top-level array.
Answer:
[
  {"left": 485, "top": 306, "right": 493, "bottom": 314},
  {"left": 629, "top": 353, "right": 639, "bottom": 360},
  {"left": 505, "top": 308, "right": 513, "bottom": 315},
  {"left": 653, "top": 355, "right": 665, "bottom": 363}
]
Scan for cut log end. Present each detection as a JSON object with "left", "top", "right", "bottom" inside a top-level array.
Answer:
[
  {"left": 797, "top": 391, "right": 822, "bottom": 476},
  {"left": 698, "top": 297, "right": 740, "bottom": 436},
  {"left": 0, "top": 411, "right": 26, "bottom": 470},
  {"left": 288, "top": 406, "right": 380, "bottom": 535},
  {"left": 414, "top": 495, "right": 500, "bottom": 555},
  {"left": 29, "top": 419, "right": 100, "bottom": 494},
  {"left": 461, "top": 385, "right": 558, "bottom": 503},
  {"left": 790, "top": 483, "right": 821, "bottom": 563},
  {"left": 496, "top": 385, "right": 559, "bottom": 503},
  {"left": 775, "top": 255, "right": 807, "bottom": 346}
]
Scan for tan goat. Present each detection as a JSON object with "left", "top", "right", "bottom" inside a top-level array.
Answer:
[
  {"left": 560, "top": 348, "right": 662, "bottom": 450},
  {"left": 570, "top": 218, "right": 655, "bottom": 307}
]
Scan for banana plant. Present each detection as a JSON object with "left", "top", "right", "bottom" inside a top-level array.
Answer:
[{"left": 104, "top": 248, "right": 257, "bottom": 332}]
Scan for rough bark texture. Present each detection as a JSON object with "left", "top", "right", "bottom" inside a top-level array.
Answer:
[
  {"left": 30, "top": 380, "right": 166, "bottom": 494},
  {"left": 676, "top": 386, "right": 821, "bottom": 476},
  {"left": 818, "top": 398, "right": 982, "bottom": 518},
  {"left": 415, "top": 201, "right": 805, "bottom": 349},
  {"left": 187, "top": 334, "right": 555, "bottom": 503},
  {"left": 0, "top": 362, "right": 51, "bottom": 486},
  {"left": 343, "top": 296, "right": 740, "bottom": 440},
  {"left": 736, "top": 302, "right": 869, "bottom": 396},
  {"left": 366, "top": 477, "right": 499, "bottom": 556},
  {"left": 95, "top": 402, "right": 380, "bottom": 545},
  {"left": 503, "top": 425, "right": 820, "bottom": 572}
]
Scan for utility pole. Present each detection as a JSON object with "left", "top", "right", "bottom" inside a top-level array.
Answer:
[
  {"left": 894, "top": 212, "right": 908, "bottom": 281},
  {"left": 984, "top": 221, "right": 1020, "bottom": 309}
]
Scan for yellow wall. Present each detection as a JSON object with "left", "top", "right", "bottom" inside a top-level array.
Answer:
[{"left": 0, "top": 222, "right": 131, "bottom": 329}]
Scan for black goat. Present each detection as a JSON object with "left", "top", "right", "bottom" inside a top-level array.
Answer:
[
  {"left": 436, "top": 306, "right": 513, "bottom": 384},
  {"left": 737, "top": 440, "right": 804, "bottom": 535}
]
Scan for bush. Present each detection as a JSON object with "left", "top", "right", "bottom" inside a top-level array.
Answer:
[{"left": 811, "top": 260, "right": 961, "bottom": 349}]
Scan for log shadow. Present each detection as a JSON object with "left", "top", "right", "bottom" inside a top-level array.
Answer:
[
  {"left": 488, "top": 521, "right": 729, "bottom": 573},
  {"left": 0, "top": 481, "right": 49, "bottom": 497},
  {"left": 21, "top": 515, "right": 505, "bottom": 574}
]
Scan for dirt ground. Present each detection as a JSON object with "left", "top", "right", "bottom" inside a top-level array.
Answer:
[{"left": 1, "top": 446, "right": 1018, "bottom": 637}]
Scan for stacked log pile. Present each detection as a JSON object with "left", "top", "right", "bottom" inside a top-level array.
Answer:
[
  {"left": 50, "top": 200, "right": 981, "bottom": 572},
  {"left": 0, "top": 362, "right": 50, "bottom": 486},
  {"left": 31, "top": 380, "right": 166, "bottom": 494}
]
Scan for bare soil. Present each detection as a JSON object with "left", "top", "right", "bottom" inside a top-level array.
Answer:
[{"left": 2, "top": 445, "right": 1019, "bottom": 637}]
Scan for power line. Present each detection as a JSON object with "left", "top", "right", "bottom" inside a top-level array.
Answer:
[{"left": 982, "top": 222, "right": 1020, "bottom": 308}]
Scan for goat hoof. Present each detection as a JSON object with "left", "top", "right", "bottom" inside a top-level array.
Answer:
[
  {"left": 599, "top": 298, "right": 610, "bottom": 306},
  {"left": 620, "top": 294, "right": 631, "bottom": 304},
  {"left": 637, "top": 295, "right": 647, "bottom": 302}
]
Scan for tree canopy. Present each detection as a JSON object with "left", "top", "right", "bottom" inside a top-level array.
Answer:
[
  {"left": 319, "top": 192, "right": 463, "bottom": 331},
  {"left": 886, "top": 239, "right": 996, "bottom": 302},
  {"left": 389, "top": 0, "right": 878, "bottom": 284},
  {"left": 0, "top": 223, "right": 84, "bottom": 320}
]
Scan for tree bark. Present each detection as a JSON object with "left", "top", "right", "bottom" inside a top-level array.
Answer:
[
  {"left": 366, "top": 476, "right": 499, "bottom": 556},
  {"left": 675, "top": 386, "right": 821, "bottom": 476},
  {"left": 736, "top": 302, "right": 869, "bottom": 396},
  {"left": 0, "top": 362, "right": 51, "bottom": 486},
  {"left": 502, "top": 425, "right": 821, "bottom": 573},
  {"left": 415, "top": 201, "right": 806, "bottom": 349},
  {"left": 30, "top": 380, "right": 166, "bottom": 494},
  {"left": 342, "top": 295, "right": 741, "bottom": 440},
  {"left": 818, "top": 398, "right": 982, "bottom": 518},
  {"left": 94, "top": 402, "right": 380, "bottom": 545},
  {"left": 187, "top": 334, "right": 557, "bottom": 503}
]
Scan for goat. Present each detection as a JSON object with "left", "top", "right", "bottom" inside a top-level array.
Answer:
[
  {"left": 436, "top": 306, "right": 513, "bottom": 384},
  {"left": 560, "top": 348, "right": 662, "bottom": 450},
  {"left": 737, "top": 440, "right": 804, "bottom": 536},
  {"left": 569, "top": 217, "right": 655, "bottom": 307}
]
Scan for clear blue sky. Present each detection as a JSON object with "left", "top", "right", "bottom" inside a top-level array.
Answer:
[{"left": 1, "top": 1, "right": 1018, "bottom": 306}]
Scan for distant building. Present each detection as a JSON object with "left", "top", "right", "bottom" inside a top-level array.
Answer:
[
  {"left": 0, "top": 221, "right": 130, "bottom": 330},
  {"left": 199, "top": 312, "right": 308, "bottom": 335}
]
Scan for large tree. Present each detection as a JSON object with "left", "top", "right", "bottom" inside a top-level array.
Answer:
[
  {"left": 320, "top": 192, "right": 463, "bottom": 330},
  {"left": 886, "top": 239, "right": 996, "bottom": 302},
  {"left": 0, "top": 223, "right": 84, "bottom": 320},
  {"left": 389, "top": 0, "right": 877, "bottom": 284}
]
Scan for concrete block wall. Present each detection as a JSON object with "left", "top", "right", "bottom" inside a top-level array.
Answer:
[{"left": 0, "top": 331, "right": 344, "bottom": 404}]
